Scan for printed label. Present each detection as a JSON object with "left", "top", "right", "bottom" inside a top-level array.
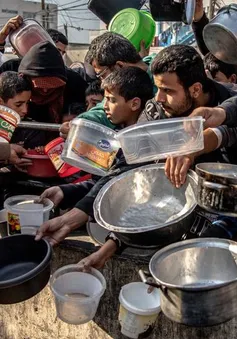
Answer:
[
  {"left": 48, "top": 143, "right": 65, "bottom": 171},
  {"left": 0, "top": 117, "right": 16, "bottom": 142},
  {"left": 7, "top": 212, "right": 21, "bottom": 235},
  {"left": 119, "top": 305, "right": 158, "bottom": 339},
  {"left": 72, "top": 139, "right": 116, "bottom": 170},
  {"left": 97, "top": 139, "right": 111, "bottom": 151}
]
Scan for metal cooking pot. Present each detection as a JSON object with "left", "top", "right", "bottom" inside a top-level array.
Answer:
[
  {"left": 196, "top": 163, "right": 237, "bottom": 216},
  {"left": 94, "top": 164, "right": 197, "bottom": 248},
  {"left": 203, "top": 4, "right": 237, "bottom": 64},
  {"left": 140, "top": 238, "right": 237, "bottom": 326}
]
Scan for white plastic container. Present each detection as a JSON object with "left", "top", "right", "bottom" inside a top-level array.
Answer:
[
  {"left": 50, "top": 265, "right": 106, "bottom": 325},
  {"left": 119, "top": 282, "right": 161, "bottom": 339},
  {"left": 4, "top": 195, "right": 53, "bottom": 235},
  {"left": 62, "top": 118, "right": 120, "bottom": 176},
  {"left": 117, "top": 117, "right": 204, "bottom": 164}
]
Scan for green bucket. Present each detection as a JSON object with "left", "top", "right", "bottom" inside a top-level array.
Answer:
[{"left": 108, "top": 8, "right": 156, "bottom": 52}]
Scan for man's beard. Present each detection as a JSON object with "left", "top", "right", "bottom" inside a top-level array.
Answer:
[{"left": 164, "top": 91, "right": 196, "bottom": 117}]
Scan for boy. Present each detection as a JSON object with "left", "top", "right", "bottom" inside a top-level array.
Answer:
[
  {"left": 85, "top": 80, "right": 104, "bottom": 111},
  {"left": 0, "top": 71, "right": 32, "bottom": 118},
  {"left": 36, "top": 67, "right": 154, "bottom": 257},
  {"left": 204, "top": 53, "right": 237, "bottom": 84}
]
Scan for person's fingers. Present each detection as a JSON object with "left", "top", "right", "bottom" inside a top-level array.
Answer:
[
  {"left": 169, "top": 158, "right": 176, "bottom": 185},
  {"left": 174, "top": 158, "right": 184, "bottom": 188},
  {"left": 16, "top": 159, "right": 32, "bottom": 166},
  {"left": 165, "top": 157, "right": 171, "bottom": 180},
  {"left": 179, "top": 159, "right": 191, "bottom": 186}
]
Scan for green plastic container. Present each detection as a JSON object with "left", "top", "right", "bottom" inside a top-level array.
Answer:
[{"left": 108, "top": 8, "right": 156, "bottom": 52}]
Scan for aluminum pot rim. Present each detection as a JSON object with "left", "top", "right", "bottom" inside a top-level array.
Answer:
[
  {"left": 94, "top": 163, "right": 197, "bottom": 234},
  {"left": 196, "top": 162, "right": 237, "bottom": 185},
  {"left": 149, "top": 237, "right": 237, "bottom": 291}
]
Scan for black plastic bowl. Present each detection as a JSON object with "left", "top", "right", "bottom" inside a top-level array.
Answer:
[{"left": 0, "top": 234, "right": 52, "bottom": 304}]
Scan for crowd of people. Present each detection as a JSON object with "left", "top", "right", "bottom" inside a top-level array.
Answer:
[{"left": 1, "top": 0, "right": 237, "bottom": 269}]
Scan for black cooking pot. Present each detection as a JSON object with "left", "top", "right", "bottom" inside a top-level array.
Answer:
[{"left": 0, "top": 234, "right": 52, "bottom": 304}]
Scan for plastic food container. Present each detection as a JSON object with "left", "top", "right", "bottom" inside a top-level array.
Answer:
[
  {"left": 0, "top": 105, "right": 20, "bottom": 143},
  {"left": 108, "top": 9, "right": 156, "bottom": 51},
  {"left": 119, "top": 282, "right": 160, "bottom": 339},
  {"left": 50, "top": 265, "right": 106, "bottom": 325},
  {"left": 24, "top": 149, "right": 58, "bottom": 178},
  {"left": 4, "top": 195, "right": 54, "bottom": 235},
  {"left": 117, "top": 117, "right": 204, "bottom": 164},
  {"left": 62, "top": 119, "right": 120, "bottom": 176},
  {"left": 9, "top": 19, "right": 55, "bottom": 57}
]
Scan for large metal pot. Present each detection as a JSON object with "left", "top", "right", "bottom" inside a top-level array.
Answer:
[
  {"left": 196, "top": 163, "right": 237, "bottom": 216},
  {"left": 94, "top": 164, "right": 197, "bottom": 248},
  {"left": 140, "top": 238, "right": 237, "bottom": 326},
  {"left": 203, "top": 4, "right": 237, "bottom": 64}
]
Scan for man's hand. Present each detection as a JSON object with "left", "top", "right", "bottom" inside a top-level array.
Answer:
[
  {"left": 165, "top": 155, "right": 195, "bottom": 188},
  {"left": 38, "top": 186, "right": 64, "bottom": 207},
  {"left": 189, "top": 107, "right": 226, "bottom": 129},
  {"left": 59, "top": 121, "right": 71, "bottom": 139},
  {"left": 194, "top": 0, "right": 204, "bottom": 22},
  {"left": 9, "top": 144, "right": 32, "bottom": 166},
  {"left": 0, "top": 16, "right": 23, "bottom": 43},
  {"left": 139, "top": 40, "right": 150, "bottom": 58},
  {"left": 35, "top": 208, "right": 88, "bottom": 246}
]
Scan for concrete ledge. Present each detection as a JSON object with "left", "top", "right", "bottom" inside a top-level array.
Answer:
[{"left": 0, "top": 236, "right": 237, "bottom": 339}]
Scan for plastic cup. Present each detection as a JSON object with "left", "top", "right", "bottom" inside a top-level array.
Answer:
[
  {"left": 0, "top": 105, "right": 20, "bottom": 142},
  {"left": 119, "top": 282, "right": 161, "bottom": 339},
  {"left": 50, "top": 265, "right": 106, "bottom": 325}
]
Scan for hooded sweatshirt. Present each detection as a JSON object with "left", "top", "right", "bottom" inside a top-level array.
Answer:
[{"left": 11, "top": 42, "right": 87, "bottom": 149}]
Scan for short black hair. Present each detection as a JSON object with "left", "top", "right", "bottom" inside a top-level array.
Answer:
[
  {"left": 204, "top": 52, "right": 237, "bottom": 79},
  {"left": 0, "top": 71, "right": 32, "bottom": 101},
  {"left": 85, "top": 80, "right": 104, "bottom": 97},
  {"left": 151, "top": 45, "right": 208, "bottom": 91},
  {"left": 68, "top": 102, "right": 86, "bottom": 115},
  {"left": 47, "top": 29, "right": 68, "bottom": 46},
  {"left": 102, "top": 67, "right": 153, "bottom": 110},
  {"left": 85, "top": 32, "right": 141, "bottom": 67}
]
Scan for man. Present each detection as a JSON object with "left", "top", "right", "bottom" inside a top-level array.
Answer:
[
  {"left": 47, "top": 29, "right": 68, "bottom": 57},
  {"left": 59, "top": 31, "right": 156, "bottom": 137}
]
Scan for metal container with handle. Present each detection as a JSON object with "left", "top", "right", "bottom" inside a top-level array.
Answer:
[
  {"left": 139, "top": 238, "right": 237, "bottom": 326},
  {"left": 196, "top": 163, "right": 237, "bottom": 216},
  {"left": 203, "top": 4, "right": 237, "bottom": 64}
]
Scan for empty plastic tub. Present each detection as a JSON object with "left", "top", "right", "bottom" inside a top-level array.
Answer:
[
  {"left": 50, "top": 265, "right": 106, "bottom": 325},
  {"left": 108, "top": 8, "right": 156, "bottom": 51},
  {"left": 62, "top": 119, "right": 120, "bottom": 176},
  {"left": 4, "top": 195, "right": 54, "bottom": 235},
  {"left": 119, "top": 282, "right": 161, "bottom": 339},
  {"left": 117, "top": 117, "right": 204, "bottom": 164}
]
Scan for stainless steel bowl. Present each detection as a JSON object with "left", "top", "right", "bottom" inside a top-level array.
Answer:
[{"left": 94, "top": 164, "right": 197, "bottom": 246}]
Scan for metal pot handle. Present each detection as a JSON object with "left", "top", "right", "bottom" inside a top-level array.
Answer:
[
  {"left": 139, "top": 270, "right": 161, "bottom": 289},
  {"left": 202, "top": 181, "right": 228, "bottom": 190}
]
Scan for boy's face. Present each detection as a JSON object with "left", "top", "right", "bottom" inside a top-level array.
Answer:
[
  {"left": 0, "top": 91, "right": 31, "bottom": 118},
  {"left": 86, "top": 93, "right": 104, "bottom": 111},
  {"left": 103, "top": 88, "right": 140, "bottom": 127}
]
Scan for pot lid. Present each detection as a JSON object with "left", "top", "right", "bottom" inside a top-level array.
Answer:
[{"left": 149, "top": 238, "right": 237, "bottom": 290}]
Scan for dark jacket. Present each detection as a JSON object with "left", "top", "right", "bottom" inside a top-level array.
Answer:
[{"left": 192, "top": 12, "right": 209, "bottom": 56}]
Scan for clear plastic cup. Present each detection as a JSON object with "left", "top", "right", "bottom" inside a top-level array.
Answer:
[{"left": 50, "top": 265, "right": 106, "bottom": 325}]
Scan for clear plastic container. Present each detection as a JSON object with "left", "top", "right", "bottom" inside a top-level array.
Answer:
[
  {"left": 4, "top": 195, "right": 54, "bottom": 235},
  {"left": 62, "top": 118, "right": 120, "bottom": 176},
  {"left": 50, "top": 265, "right": 106, "bottom": 325},
  {"left": 9, "top": 19, "right": 55, "bottom": 57},
  {"left": 117, "top": 117, "right": 204, "bottom": 164}
]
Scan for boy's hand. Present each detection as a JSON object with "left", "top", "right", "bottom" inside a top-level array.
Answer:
[
  {"left": 60, "top": 121, "right": 71, "bottom": 139},
  {"left": 0, "top": 16, "right": 23, "bottom": 43}
]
